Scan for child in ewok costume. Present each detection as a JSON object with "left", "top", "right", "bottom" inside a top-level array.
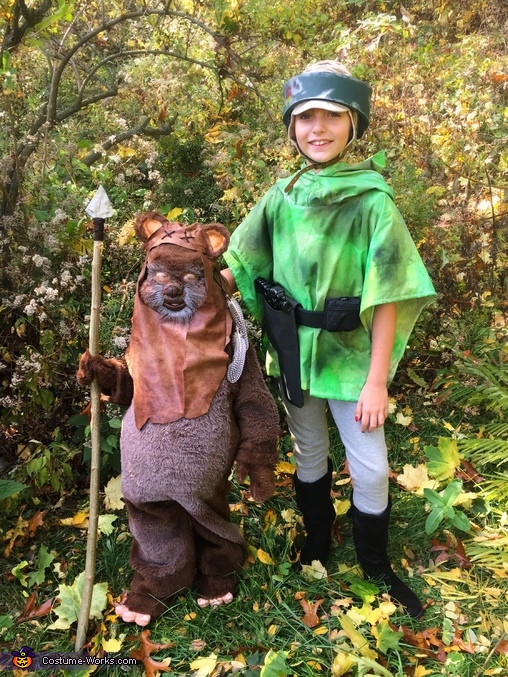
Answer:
[
  {"left": 77, "top": 212, "right": 279, "bottom": 626},
  {"left": 222, "top": 61, "right": 437, "bottom": 618}
]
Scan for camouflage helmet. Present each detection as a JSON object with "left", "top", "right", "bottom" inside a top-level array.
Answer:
[{"left": 282, "top": 70, "right": 372, "bottom": 138}]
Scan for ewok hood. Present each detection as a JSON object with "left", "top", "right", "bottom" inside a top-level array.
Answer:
[{"left": 126, "top": 216, "right": 232, "bottom": 429}]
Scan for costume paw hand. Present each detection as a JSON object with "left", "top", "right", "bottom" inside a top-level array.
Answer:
[
  {"left": 237, "top": 462, "right": 275, "bottom": 502},
  {"left": 76, "top": 350, "right": 115, "bottom": 389}
]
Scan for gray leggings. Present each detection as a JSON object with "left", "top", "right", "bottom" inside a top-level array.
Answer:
[{"left": 282, "top": 391, "right": 389, "bottom": 515}]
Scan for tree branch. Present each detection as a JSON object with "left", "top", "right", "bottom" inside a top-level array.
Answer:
[
  {"left": 2, "top": 0, "right": 52, "bottom": 51},
  {"left": 80, "top": 114, "right": 177, "bottom": 167}
]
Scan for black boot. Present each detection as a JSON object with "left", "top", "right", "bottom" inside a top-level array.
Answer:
[
  {"left": 351, "top": 500, "right": 424, "bottom": 619},
  {"left": 294, "top": 459, "right": 336, "bottom": 566}
]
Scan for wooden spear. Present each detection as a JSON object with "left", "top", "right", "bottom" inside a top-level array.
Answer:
[{"left": 75, "top": 186, "right": 114, "bottom": 652}]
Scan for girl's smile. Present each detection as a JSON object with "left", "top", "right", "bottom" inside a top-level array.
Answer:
[{"left": 294, "top": 108, "right": 352, "bottom": 164}]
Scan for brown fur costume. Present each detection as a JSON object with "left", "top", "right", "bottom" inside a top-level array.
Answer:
[{"left": 77, "top": 212, "right": 279, "bottom": 619}]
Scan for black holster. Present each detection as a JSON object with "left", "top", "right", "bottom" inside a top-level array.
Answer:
[{"left": 255, "top": 278, "right": 304, "bottom": 408}]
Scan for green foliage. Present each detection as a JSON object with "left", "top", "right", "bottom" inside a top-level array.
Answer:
[
  {"left": 0, "top": 479, "right": 27, "bottom": 500},
  {"left": 423, "top": 479, "right": 471, "bottom": 535},
  {"left": 11, "top": 544, "right": 55, "bottom": 587}
]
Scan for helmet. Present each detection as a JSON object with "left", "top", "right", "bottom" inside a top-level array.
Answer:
[{"left": 282, "top": 71, "right": 372, "bottom": 138}]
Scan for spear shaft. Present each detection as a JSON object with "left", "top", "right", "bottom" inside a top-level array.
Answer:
[{"left": 75, "top": 216, "right": 105, "bottom": 652}]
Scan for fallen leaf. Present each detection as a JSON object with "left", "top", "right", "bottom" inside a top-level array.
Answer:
[
  {"left": 331, "top": 651, "right": 356, "bottom": 676},
  {"left": 397, "top": 464, "right": 438, "bottom": 494},
  {"left": 495, "top": 637, "right": 508, "bottom": 654},
  {"left": 47, "top": 572, "right": 108, "bottom": 630},
  {"left": 189, "top": 652, "right": 217, "bottom": 676},
  {"left": 260, "top": 649, "right": 291, "bottom": 677},
  {"left": 299, "top": 597, "right": 324, "bottom": 628},
  {"left": 457, "top": 460, "right": 484, "bottom": 483},
  {"left": 59, "top": 510, "right": 89, "bottom": 529},
  {"left": 275, "top": 461, "right": 295, "bottom": 475},
  {"left": 395, "top": 412, "right": 413, "bottom": 426},
  {"left": 97, "top": 514, "right": 118, "bottom": 536},
  {"left": 129, "top": 629, "right": 174, "bottom": 677},
  {"left": 263, "top": 509, "right": 277, "bottom": 530},
  {"left": 4, "top": 514, "right": 28, "bottom": 557},
  {"left": 373, "top": 619, "right": 403, "bottom": 652},
  {"left": 102, "top": 637, "right": 122, "bottom": 652},
  {"left": 19, "top": 591, "right": 37, "bottom": 618},
  {"left": 17, "top": 595, "right": 54, "bottom": 623},
  {"left": 104, "top": 475, "right": 124, "bottom": 511},
  {"left": 425, "top": 437, "right": 461, "bottom": 481},
  {"left": 257, "top": 549, "right": 275, "bottom": 565},
  {"left": 339, "top": 615, "right": 378, "bottom": 659},
  {"left": 301, "top": 560, "right": 327, "bottom": 580},
  {"left": 27, "top": 511, "right": 46, "bottom": 538}
]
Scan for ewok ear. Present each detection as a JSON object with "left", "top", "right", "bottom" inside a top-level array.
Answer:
[
  {"left": 197, "top": 223, "right": 230, "bottom": 259},
  {"left": 134, "top": 211, "right": 168, "bottom": 242}
]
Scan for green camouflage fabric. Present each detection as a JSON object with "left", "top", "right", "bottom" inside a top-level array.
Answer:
[{"left": 224, "top": 152, "right": 437, "bottom": 401}]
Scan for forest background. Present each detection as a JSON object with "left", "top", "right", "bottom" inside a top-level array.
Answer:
[{"left": 0, "top": 0, "right": 507, "bottom": 675}]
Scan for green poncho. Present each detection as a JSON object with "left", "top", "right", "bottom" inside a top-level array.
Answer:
[{"left": 224, "top": 153, "right": 437, "bottom": 402}]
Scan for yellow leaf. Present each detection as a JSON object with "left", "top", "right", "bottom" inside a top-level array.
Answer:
[
  {"left": 414, "top": 666, "right": 432, "bottom": 677},
  {"left": 117, "top": 145, "right": 137, "bottom": 158},
  {"left": 104, "top": 475, "right": 124, "bottom": 512},
  {"left": 280, "top": 508, "right": 296, "bottom": 524},
  {"left": 307, "top": 660, "right": 323, "bottom": 669},
  {"left": 276, "top": 461, "right": 296, "bottom": 475},
  {"left": 395, "top": 412, "right": 413, "bottom": 426},
  {"left": 117, "top": 221, "right": 135, "bottom": 246},
  {"left": 331, "top": 651, "right": 356, "bottom": 676},
  {"left": 313, "top": 626, "right": 328, "bottom": 635},
  {"left": 333, "top": 499, "right": 351, "bottom": 516},
  {"left": 301, "top": 560, "right": 327, "bottom": 580},
  {"left": 189, "top": 652, "right": 218, "bottom": 677},
  {"left": 60, "top": 510, "right": 88, "bottom": 529},
  {"left": 339, "top": 615, "right": 378, "bottom": 659},
  {"left": 102, "top": 637, "right": 122, "bottom": 652},
  {"left": 166, "top": 207, "right": 183, "bottom": 220},
  {"left": 220, "top": 187, "right": 240, "bottom": 202},
  {"left": 263, "top": 508, "right": 277, "bottom": 530},
  {"left": 267, "top": 624, "right": 279, "bottom": 636},
  {"left": 396, "top": 464, "right": 439, "bottom": 494},
  {"left": 257, "top": 549, "right": 275, "bottom": 565},
  {"left": 184, "top": 612, "right": 197, "bottom": 621}
]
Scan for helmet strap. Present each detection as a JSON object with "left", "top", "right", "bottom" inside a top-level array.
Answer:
[{"left": 284, "top": 156, "right": 344, "bottom": 194}]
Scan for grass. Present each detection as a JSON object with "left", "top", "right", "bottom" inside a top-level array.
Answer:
[{"left": 1, "top": 379, "right": 508, "bottom": 677}]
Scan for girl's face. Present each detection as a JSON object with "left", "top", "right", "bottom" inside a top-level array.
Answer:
[{"left": 294, "top": 108, "right": 352, "bottom": 164}]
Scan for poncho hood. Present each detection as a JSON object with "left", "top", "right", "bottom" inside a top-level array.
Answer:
[
  {"left": 127, "top": 223, "right": 232, "bottom": 429},
  {"left": 278, "top": 151, "right": 392, "bottom": 203}
]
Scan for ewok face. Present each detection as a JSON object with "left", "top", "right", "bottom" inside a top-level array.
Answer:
[{"left": 139, "top": 245, "right": 207, "bottom": 324}]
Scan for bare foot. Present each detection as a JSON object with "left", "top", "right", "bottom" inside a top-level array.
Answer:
[
  {"left": 196, "top": 592, "right": 234, "bottom": 608},
  {"left": 115, "top": 602, "right": 151, "bottom": 627}
]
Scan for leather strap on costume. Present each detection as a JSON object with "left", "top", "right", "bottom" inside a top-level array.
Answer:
[{"left": 127, "top": 224, "right": 232, "bottom": 429}]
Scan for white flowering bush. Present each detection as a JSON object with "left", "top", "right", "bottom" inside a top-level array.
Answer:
[{"left": 0, "top": 203, "right": 139, "bottom": 495}]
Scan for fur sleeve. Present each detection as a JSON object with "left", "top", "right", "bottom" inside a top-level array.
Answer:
[{"left": 233, "top": 344, "right": 279, "bottom": 466}]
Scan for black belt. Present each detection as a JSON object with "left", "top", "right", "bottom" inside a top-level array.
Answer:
[
  {"left": 294, "top": 297, "right": 361, "bottom": 333},
  {"left": 294, "top": 306, "right": 326, "bottom": 328}
]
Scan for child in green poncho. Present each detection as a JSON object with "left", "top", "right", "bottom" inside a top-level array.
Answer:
[{"left": 222, "top": 60, "right": 436, "bottom": 618}]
